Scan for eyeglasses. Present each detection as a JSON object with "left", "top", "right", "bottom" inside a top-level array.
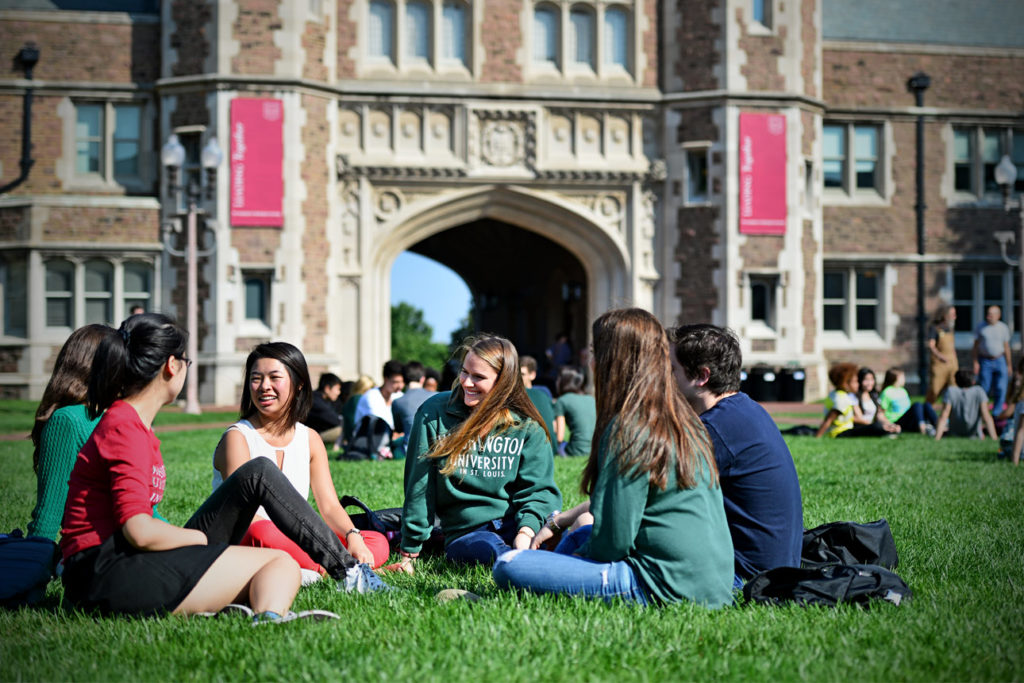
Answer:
[{"left": 178, "top": 356, "right": 193, "bottom": 369}]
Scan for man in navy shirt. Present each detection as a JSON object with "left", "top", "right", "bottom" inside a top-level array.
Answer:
[{"left": 669, "top": 324, "right": 804, "bottom": 587}]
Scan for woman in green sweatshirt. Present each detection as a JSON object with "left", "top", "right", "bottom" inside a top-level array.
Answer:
[
  {"left": 493, "top": 308, "right": 734, "bottom": 607},
  {"left": 396, "top": 335, "right": 562, "bottom": 571},
  {"left": 28, "top": 324, "right": 115, "bottom": 540}
]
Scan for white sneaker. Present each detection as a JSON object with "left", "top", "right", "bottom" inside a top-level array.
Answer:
[
  {"left": 339, "top": 563, "right": 393, "bottom": 594},
  {"left": 252, "top": 609, "right": 339, "bottom": 625},
  {"left": 300, "top": 568, "right": 323, "bottom": 586}
]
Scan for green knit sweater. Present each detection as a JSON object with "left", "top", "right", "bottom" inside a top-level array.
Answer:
[{"left": 28, "top": 404, "right": 100, "bottom": 541}]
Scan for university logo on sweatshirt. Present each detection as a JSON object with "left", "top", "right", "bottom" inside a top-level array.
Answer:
[{"left": 456, "top": 435, "right": 524, "bottom": 479}]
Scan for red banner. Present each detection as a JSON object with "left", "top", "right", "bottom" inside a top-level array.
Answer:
[
  {"left": 739, "top": 113, "right": 787, "bottom": 235},
  {"left": 230, "top": 98, "right": 283, "bottom": 227}
]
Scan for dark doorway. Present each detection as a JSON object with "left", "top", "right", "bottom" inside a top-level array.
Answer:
[{"left": 409, "top": 218, "right": 588, "bottom": 380}]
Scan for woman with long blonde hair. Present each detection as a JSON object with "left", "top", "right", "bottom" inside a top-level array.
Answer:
[
  {"left": 492, "top": 309, "right": 734, "bottom": 607},
  {"left": 396, "top": 335, "right": 561, "bottom": 571}
]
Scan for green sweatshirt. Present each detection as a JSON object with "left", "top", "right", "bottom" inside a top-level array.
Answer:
[
  {"left": 401, "top": 392, "right": 562, "bottom": 554},
  {"left": 28, "top": 404, "right": 101, "bottom": 540},
  {"left": 578, "top": 423, "right": 734, "bottom": 608}
]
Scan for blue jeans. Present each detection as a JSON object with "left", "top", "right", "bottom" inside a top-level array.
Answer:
[
  {"left": 445, "top": 518, "right": 519, "bottom": 565},
  {"left": 978, "top": 356, "right": 1008, "bottom": 415},
  {"left": 492, "top": 525, "right": 650, "bottom": 605},
  {"left": 895, "top": 401, "right": 939, "bottom": 432}
]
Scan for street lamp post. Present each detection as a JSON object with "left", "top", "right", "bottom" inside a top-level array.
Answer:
[
  {"left": 162, "top": 134, "right": 223, "bottom": 415},
  {"left": 993, "top": 155, "right": 1024, "bottom": 350},
  {"left": 907, "top": 71, "right": 931, "bottom": 396}
]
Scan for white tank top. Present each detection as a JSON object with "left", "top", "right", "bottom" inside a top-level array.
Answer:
[{"left": 212, "top": 419, "right": 312, "bottom": 520}]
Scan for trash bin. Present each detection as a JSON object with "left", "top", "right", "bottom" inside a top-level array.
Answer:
[
  {"left": 777, "top": 367, "right": 806, "bottom": 402},
  {"left": 745, "top": 365, "right": 779, "bottom": 402}
]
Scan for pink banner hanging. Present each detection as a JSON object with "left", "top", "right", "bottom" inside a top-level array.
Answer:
[
  {"left": 738, "top": 112, "right": 787, "bottom": 235},
  {"left": 230, "top": 98, "right": 283, "bottom": 227}
]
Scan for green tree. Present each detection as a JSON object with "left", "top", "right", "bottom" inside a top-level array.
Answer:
[{"left": 391, "top": 302, "right": 451, "bottom": 369}]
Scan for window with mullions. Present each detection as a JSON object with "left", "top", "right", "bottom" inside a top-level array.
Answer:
[
  {"left": 45, "top": 259, "right": 154, "bottom": 329},
  {"left": 823, "top": 122, "right": 881, "bottom": 195},
  {"left": 823, "top": 267, "right": 882, "bottom": 335},
  {"left": 1, "top": 257, "right": 27, "bottom": 338},
  {"left": 569, "top": 7, "right": 595, "bottom": 69},
  {"left": 603, "top": 6, "right": 629, "bottom": 70},
  {"left": 84, "top": 260, "right": 113, "bottom": 325},
  {"left": 75, "top": 102, "right": 142, "bottom": 183},
  {"left": 368, "top": 0, "right": 396, "bottom": 62},
  {"left": 45, "top": 261, "right": 75, "bottom": 328},
  {"left": 533, "top": 4, "right": 559, "bottom": 66},
  {"left": 244, "top": 272, "right": 272, "bottom": 326},
  {"left": 953, "top": 126, "right": 1024, "bottom": 196},
  {"left": 685, "top": 148, "right": 709, "bottom": 204},
  {"left": 952, "top": 270, "right": 1019, "bottom": 336},
  {"left": 406, "top": 0, "right": 431, "bottom": 61},
  {"left": 441, "top": 1, "right": 467, "bottom": 65}
]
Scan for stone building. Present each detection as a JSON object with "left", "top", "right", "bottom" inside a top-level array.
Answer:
[{"left": 0, "top": 0, "right": 1022, "bottom": 403}]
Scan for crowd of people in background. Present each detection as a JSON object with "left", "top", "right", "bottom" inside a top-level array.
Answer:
[{"left": 815, "top": 303, "right": 1019, "bottom": 456}]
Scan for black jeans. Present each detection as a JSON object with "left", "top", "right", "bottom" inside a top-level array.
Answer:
[{"left": 184, "top": 458, "right": 357, "bottom": 578}]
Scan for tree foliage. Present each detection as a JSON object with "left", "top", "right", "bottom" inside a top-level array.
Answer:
[{"left": 390, "top": 302, "right": 451, "bottom": 370}]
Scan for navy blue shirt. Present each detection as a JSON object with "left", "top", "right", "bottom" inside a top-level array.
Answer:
[{"left": 700, "top": 392, "right": 803, "bottom": 580}]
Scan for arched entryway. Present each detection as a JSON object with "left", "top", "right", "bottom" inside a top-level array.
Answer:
[
  {"left": 365, "top": 185, "right": 633, "bottom": 377},
  {"left": 410, "top": 218, "right": 588, "bottom": 372}
]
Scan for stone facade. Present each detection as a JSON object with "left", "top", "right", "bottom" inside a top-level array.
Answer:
[{"left": 0, "top": 0, "right": 1022, "bottom": 404}]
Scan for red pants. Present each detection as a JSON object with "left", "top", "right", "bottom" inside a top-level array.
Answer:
[{"left": 241, "top": 519, "right": 390, "bottom": 570}]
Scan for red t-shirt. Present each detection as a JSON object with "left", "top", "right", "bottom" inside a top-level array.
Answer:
[{"left": 60, "top": 400, "right": 166, "bottom": 560}]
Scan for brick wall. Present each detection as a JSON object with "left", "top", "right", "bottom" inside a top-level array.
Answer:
[
  {"left": 41, "top": 206, "right": 159, "bottom": 243},
  {"left": 336, "top": 0, "right": 357, "bottom": 79},
  {"left": 674, "top": 205, "right": 720, "bottom": 324},
  {"left": 301, "top": 94, "right": 330, "bottom": 353},
  {"left": 303, "top": 14, "right": 330, "bottom": 81},
  {"left": 480, "top": 0, "right": 523, "bottom": 83},
  {"left": 640, "top": 0, "right": 658, "bottom": 88},
  {"left": 169, "top": 0, "right": 213, "bottom": 128},
  {"left": 231, "top": 226, "right": 283, "bottom": 262},
  {"left": 741, "top": 234, "right": 783, "bottom": 268},
  {"left": 801, "top": 0, "right": 817, "bottom": 98},
  {"left": 0, "top": 95, "right": 66, "bottom": 196},
  {"left": 824, "top": 50, "right": 1024, "bottom": 111},
  {"left": 232, "top": 0, "right": 283, "bottom": 75},
  {"left": 736, "top": 8, "right": 786, "bottom": 92},
  {"left": 675, "top": 105, "right": 719, "bottom": 144},
  {"left": 674, "top": 0, "right": 720, "bottom": 92},
  {"left": 0, "top": 18, "right": 159, "bottom": 83},
  {"left": 801, "top": 218, "right": 816, "bottom": 353}
]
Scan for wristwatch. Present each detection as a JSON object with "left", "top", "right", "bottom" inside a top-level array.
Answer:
[
  {"left": 545, "top": 510, "right": 563, "bottom": 532},
  {"left": 345, "top": 528, "right": 362, "bottom": 538}
]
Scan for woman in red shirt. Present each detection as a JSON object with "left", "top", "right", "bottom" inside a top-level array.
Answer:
[{"left": 60, "top": 313, "right": 377, "bottom": 622}]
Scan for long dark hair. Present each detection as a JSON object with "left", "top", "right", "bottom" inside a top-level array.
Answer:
[
  {"left": 87, "top": 313, "right": 187, "bottom": 418},
  {"left": 428, "top": 334, "right": 551, "bottom": 476},
  {"left": 239, "top": 342, "right": 313, "bottom": 427},
  {"left": 32, "top": 324, "right": 115, "bottom": 471},
  {"left": 580, "top": 308, "right": 716, "bottom": 495},
  {"left": 857, "top": 367, "right": 879, "bottom": 411}
]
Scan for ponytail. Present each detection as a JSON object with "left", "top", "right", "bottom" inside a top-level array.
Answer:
[{"left": 87, "top": 313, "right": 187, "bottom": 418}]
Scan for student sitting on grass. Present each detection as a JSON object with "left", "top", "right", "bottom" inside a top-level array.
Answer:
[
  {"left": 935, "top": 369, "right": 998, "bottom": 441},
  {"left": 816, "top": 362, "right": 900, "bottom": 438},
  {"left": 395, "top": 334, "right": 561, "bottom": 572},
  {"left": 60, "top": 313, "right": 382, "bottom": 623},
  {"left": 28, "top": 324, "right": 116, "bottom": 541},
  {"left": 878, "top": 367, "right": 938, "bottom": 436},
  {"left": 213, "top": 343, "right": 391, "bottom": 578},
  {"left": 492, "top": 309, "right": 734, "bottom": 608},
  {"left": 553, "top": 366, "right": 596, "bottom": 456}
]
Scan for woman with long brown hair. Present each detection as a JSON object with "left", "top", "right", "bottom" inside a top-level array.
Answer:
[
  {"left": 28, "top": 324, "right": 117, "bottom": 540},
  {"left": 396, "top": 334, "right": 561, "bottom": 571},
  {"left": 492, "top": 308, "right": 734, "bottom": 607}
]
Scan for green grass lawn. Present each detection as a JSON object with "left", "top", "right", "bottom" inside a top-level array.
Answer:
[{"left": 1, "top": 406, "right": 1022, "bottom": 681}]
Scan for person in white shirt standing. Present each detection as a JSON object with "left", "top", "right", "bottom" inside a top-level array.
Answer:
[{"left": 972, "top": 305, "right": 1012, "bottom": 416}]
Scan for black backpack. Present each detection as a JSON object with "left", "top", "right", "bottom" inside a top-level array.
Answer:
[
  {"left": 743, "top": 563, "right": 912, "bottom": 608},
  {"left": 802, "top": 519, "right": 899, "bottom": 569},
  {"left": 0, "top": 530, "right": 59, "bottom": 608},
  {"left": 340, "top": 495, "right": 445, "bottom": 556}
]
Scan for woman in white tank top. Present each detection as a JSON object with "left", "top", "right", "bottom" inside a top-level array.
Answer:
[{"left": 213, "top": 343, "right": 390, "bottom": 573}]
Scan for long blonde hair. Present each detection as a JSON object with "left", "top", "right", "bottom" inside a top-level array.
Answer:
[{"left": 428, "top": 335, "right": 551, "bottom": 476}]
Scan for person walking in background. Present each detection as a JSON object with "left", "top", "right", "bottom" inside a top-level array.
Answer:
[
  {"left": 553, "top": 366, "right": 596, "bottom": 456},
  {"left": 668, "top": 324, "right": 803, "bottom": 588},
  {"left": 493, "top": 309, "right": 734, "bottom": 608},
  {"left": 28, "top": 324, "right": 118, "bottom": 540},
  {"left": 972, "top": 305, "right": 1012, "bottom": 416},
  {"left": 935, "top": 369, "right": 999, "bottom": 441},
  {"left": 927, "top": 304, "right": 959, "bottom": 406},
  {"left": 878, "top": 367, "right": 938, "bottom": 436},
  {"left": 306, "top": 373, "right": 344, "bottom": 449}
]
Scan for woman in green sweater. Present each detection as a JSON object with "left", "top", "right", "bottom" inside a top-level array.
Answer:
[
  {"left": 28, "top": 324, "right": 115, "bottom": 540},
  {"left": 395, "top": 335, "right": 561, "bottom": 572},
  {"left": 493, "top": 308, "right": 734, "bottom": 607}
]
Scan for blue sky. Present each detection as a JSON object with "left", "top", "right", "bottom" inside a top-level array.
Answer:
[{"left": 390, "top": 252, "right": 472, "bottom": 343}]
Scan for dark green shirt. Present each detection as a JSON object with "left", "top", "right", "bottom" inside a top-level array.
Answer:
[
  {"left": 401, "top": 392, "right": 562, "bottom": 554},
  {"left": 526, "top": 387, "right": 557, "bottom": 456},
  {"left": 554, "top": 392, "right": 596, "bottom": 456},
  {"left": 578, "top": 423, "right": 734, "bottom": 608}
]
